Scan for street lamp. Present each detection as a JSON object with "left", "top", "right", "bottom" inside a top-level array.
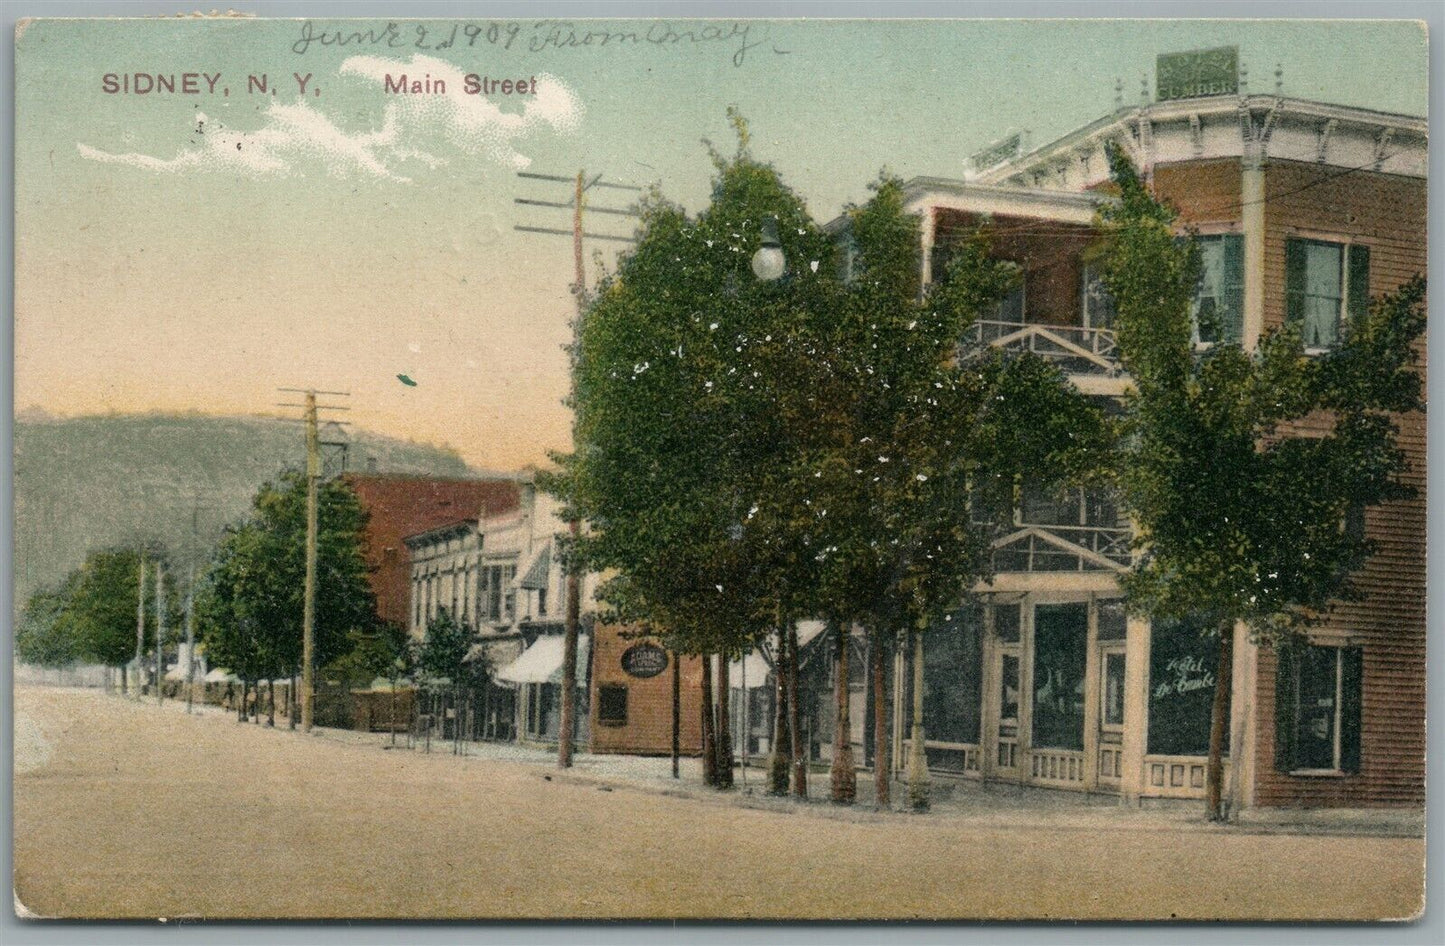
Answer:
[{"left": 751, "top": 216, "right": 786, "bottom": 282}]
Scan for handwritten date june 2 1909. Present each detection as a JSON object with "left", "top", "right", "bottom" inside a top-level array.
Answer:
[{"left": 290, "top": 20, "right": 773, "bottom": 68}]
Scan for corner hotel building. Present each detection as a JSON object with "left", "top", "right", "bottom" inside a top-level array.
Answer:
[{"left": 849, "top": 56, "right": 1426, "bottom": 809}]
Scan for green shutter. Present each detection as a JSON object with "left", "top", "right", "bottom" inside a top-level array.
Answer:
[
  {"left": 1284, "top": 239, "right": 1308, "bottom": 326},
  {"left": 1274, "top": 644, "right": 1299, "bottom": 772},
  {"left": 1347, "top": 243, "right": 1371, "bottom": 327},
  {"left": 1341, "top": 646, "right": 1363, "bottom": 774},
  {"left": 1222, "top": 235, "right": 1244, "bottom": 344}
]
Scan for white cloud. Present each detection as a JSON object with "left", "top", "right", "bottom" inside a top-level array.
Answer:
[{"left": 76, "top": 55, "right": 583, "bottom": 182}]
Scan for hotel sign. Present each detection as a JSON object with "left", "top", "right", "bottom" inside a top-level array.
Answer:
[
  {"left": 1156, "top": 46, "right": 1239, "bottom": 102},
  {"left": 621, "top": 643, "right": 669, "bottom": 679},
  {"left": 970, "top": 133, "right": 1022, "bottom": 173}
]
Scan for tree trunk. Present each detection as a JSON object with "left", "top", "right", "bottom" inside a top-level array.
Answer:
[
  {"left": 289, "top": 672, "right": 298, "bottom": 730},
  {"left": 871, "top": 634, "right": 891, "bottom": 809},
  {"left": 268, "top": 679, "right": 276, "bottom": 727},
  {"left": 119, "top": 665, "right": 128, "bottom": 696},
  {"left": 1206, "top": 624, "right": 1234, "bottom": 822},
  {"left": 830, "top": 621, "right": 857, "bottom": 805},
  {"left": 671, "top": 650, "right": 681, "bottom": 780},
  {"left": 907, "top": 626, "right": 930, "bottom": 812},
  {"left": 715, "top": 655, "right": 734, "bottom": 789},
  {"left": 767, "top": 624, "right": 792, "bottom": 796},
  {"left": 700, "top": 655, "right": 717, "bottom": 787},
  {"left": 788, "top": 622, "right": 807, "bottom": 799}
]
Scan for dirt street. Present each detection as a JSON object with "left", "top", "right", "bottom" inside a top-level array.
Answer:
[{"left": 12, "top": 686, "right": 1424, "bottom": 920}]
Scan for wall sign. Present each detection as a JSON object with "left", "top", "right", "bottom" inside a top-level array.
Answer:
[
  {"left": 1156, "top": 46, "right": 1239, "bottom": 102},
  {"left": 620, "top": 642, "right": 669, "bottom": 679}
]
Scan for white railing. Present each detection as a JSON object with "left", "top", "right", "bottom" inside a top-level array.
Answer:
[
  {"left": 990, "top": 523, "right": 1133, "bottom": 572},
  {"left": 963, "top": 319, "right": 1124, "bottom": 378}
]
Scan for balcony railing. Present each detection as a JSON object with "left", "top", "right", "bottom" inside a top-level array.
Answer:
[
  {"left": 991, "top": 523, "right": 1133, "bottom": 572},
  {"left": 963, "top": 320, "right": 1124, "bottom": 379}
]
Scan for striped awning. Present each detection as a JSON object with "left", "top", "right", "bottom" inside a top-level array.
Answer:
[{"left": 517, "top": 543, "right": 551, "bottom": 590}]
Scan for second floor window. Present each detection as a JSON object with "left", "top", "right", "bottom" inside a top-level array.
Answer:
[
  {"left": 992, "top": 282, "right": 1025, "bottom": 324},
  {"left": 482, "top": 564, "right": 518, "bottom": 624},
  {"left": 1193, "top": 234, "right": 1244, "bottom": 346},
  {"left": 1080, "top": 262, "right": 1117, "bottom": 331},
  {"left": 1285, "top": 238, "right": 1369, "bottom": 352}
]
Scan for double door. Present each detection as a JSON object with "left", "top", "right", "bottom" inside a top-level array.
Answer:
[{"left": 982, "top": 598, "right": 1125, "bottom": 790}]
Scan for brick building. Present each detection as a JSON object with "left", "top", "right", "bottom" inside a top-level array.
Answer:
[
  {"left": 342, "top": 473, "right": 520, "bottom": 629},
  {"left": 825, "top": 59, "right": 1425, "bottom": 810}
]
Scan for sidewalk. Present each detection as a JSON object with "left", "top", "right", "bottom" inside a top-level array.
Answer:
[{"left": 116, "top": 687, "right": 1424, "bottom": 839}]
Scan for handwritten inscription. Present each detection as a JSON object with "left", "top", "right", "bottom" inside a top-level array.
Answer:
[
  {"left": 291, "top": 20, "right": 771, "bottom": 68},
  {"left": 1152, "top": 655, "right": 1214, "bottom": 700}
]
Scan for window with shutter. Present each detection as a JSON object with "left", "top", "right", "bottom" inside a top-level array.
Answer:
[
  {"left": 1274, "top": 644, "right": 1299, "bottom": 772},
  {"left": 1284, "top": 237, "right": 1369, "bottom": 352},
  {"left": 1192, "top": 235, "right": 1244, "bottom": 345}
]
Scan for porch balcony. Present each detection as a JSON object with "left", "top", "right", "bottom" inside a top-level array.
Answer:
[
  {"left": 975, "top": 485, "right": 1134, "bottom": 574},
  {"left": 961, "top": 318, "right": 1125, "bottom": 389}
]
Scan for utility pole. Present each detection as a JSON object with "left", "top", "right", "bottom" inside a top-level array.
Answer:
[
  {"left": 514, "top": 168, "right": 642, "bottom": 770},
  {"left": 135, "top": 555, "right": 146, "bottom": 700},
  {"left": 185, "top": 562, "right": 196, "bottom": 714},
  {"left": 278, "top": 388, "right": 350, "bottom": 734},
  {"left": 302, "top": 390, "right": 319, "bottom": 732},
  {"left": 557, "top": 171, "right": 586, "bottom": 769},
  {"left": 155, "top": 560, "right": 166, "bottom": 705}
]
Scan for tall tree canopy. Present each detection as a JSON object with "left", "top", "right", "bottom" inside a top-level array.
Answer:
[
  {"left": 1100, "top": 147, "right": 1425, "bottom": 819},
  {"left": 199, "top": 471, "right": 377, "bottom": 682},
  {"left": 551, "top": 113, "right": 1109, "bottom": 804}
]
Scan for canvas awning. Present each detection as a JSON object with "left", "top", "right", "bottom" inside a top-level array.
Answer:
[
  {"left": 464, "top": 636, "right": 525, "bottom": 669},
  {"left": 495, "top": 634, "right": 589, "bottom": 686},
  {"left": 517, "top": 543, "right": 551, "bottom": 590},
  {"left": 729, "top": 651, "right": 771, "bottom": 690}
]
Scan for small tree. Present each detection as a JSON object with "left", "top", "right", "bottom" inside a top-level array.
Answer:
[
  {"left": 419, "top": 609, "right": 471, "bottom": 752},
  {"left": 17, "top": 587, "right": 77, "bottom": 674},
  {"left": 200, "top": 471, "right": 378, "bottom": 723},
  {"left": 1100, "top": 148, "right": 1425, "bottom": 820},
  {"left": 48, "top": 547, "right": 172, "bottom": 691}
]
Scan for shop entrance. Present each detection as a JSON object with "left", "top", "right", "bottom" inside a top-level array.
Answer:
[{"left": 1029, "top": 602, "right": 1088, "bottom": 786}]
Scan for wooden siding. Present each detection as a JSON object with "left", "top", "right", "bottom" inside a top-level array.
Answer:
[
  {"left": 1158, "top": 159, "right": 1425, "bottom": 807},
  {"left": 588, "top": 624, "right": 705, "bottom": 756}
]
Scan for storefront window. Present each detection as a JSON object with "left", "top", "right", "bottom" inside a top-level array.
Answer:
[
  {"left": 1097, "top": 599, "right": 1127, "bottom": 641},
  {"left": 994, "top": 602, "right": 1021, "bottom": 643},
  {"left": 1147, "top": 616, "right": 1227, "bottom": 756},
  {"left": 1031, "top": 603, "right": 1087, "bottom": 750},
  {"left": 922, "top": 607, "right": 983, "bottom": 744}
]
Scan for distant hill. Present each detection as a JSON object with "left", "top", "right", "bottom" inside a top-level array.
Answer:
[{"left": 14, "top": 412, "right": 502, "bottom": 612}]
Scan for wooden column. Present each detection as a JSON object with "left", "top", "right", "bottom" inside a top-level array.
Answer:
[
  {"left": 1120, "top": 613, "right": 1152, "bottom": 804},
  {"left": 1081, "top": 594, "right": 1101, "bottom": 792}
]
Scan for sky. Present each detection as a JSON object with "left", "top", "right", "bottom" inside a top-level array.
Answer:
[{"left": 14, "top": 17, "right": 1428, "bottom": 470}]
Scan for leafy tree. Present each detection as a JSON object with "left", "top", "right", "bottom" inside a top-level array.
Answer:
[
  {"left": 199, "top": 471, "right": 378, "bottom": 714},
  {"left": 547, "top": 110, "right": 836, "bottom": 789},
  {"left": 16, "top": 587, "right": 76, "bottom": 670},
  {"left": 44, "top": 546, "right": 176, "bottom": 690},
  {"left": 800, "top": 180, "right": 1111, "bottom": 806},
  {"left": 416, "top": 609, "right": 472, "bottom": 752},
  {"left": 1099, "top": 148, "right": 1425, "bottom": 820}
]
